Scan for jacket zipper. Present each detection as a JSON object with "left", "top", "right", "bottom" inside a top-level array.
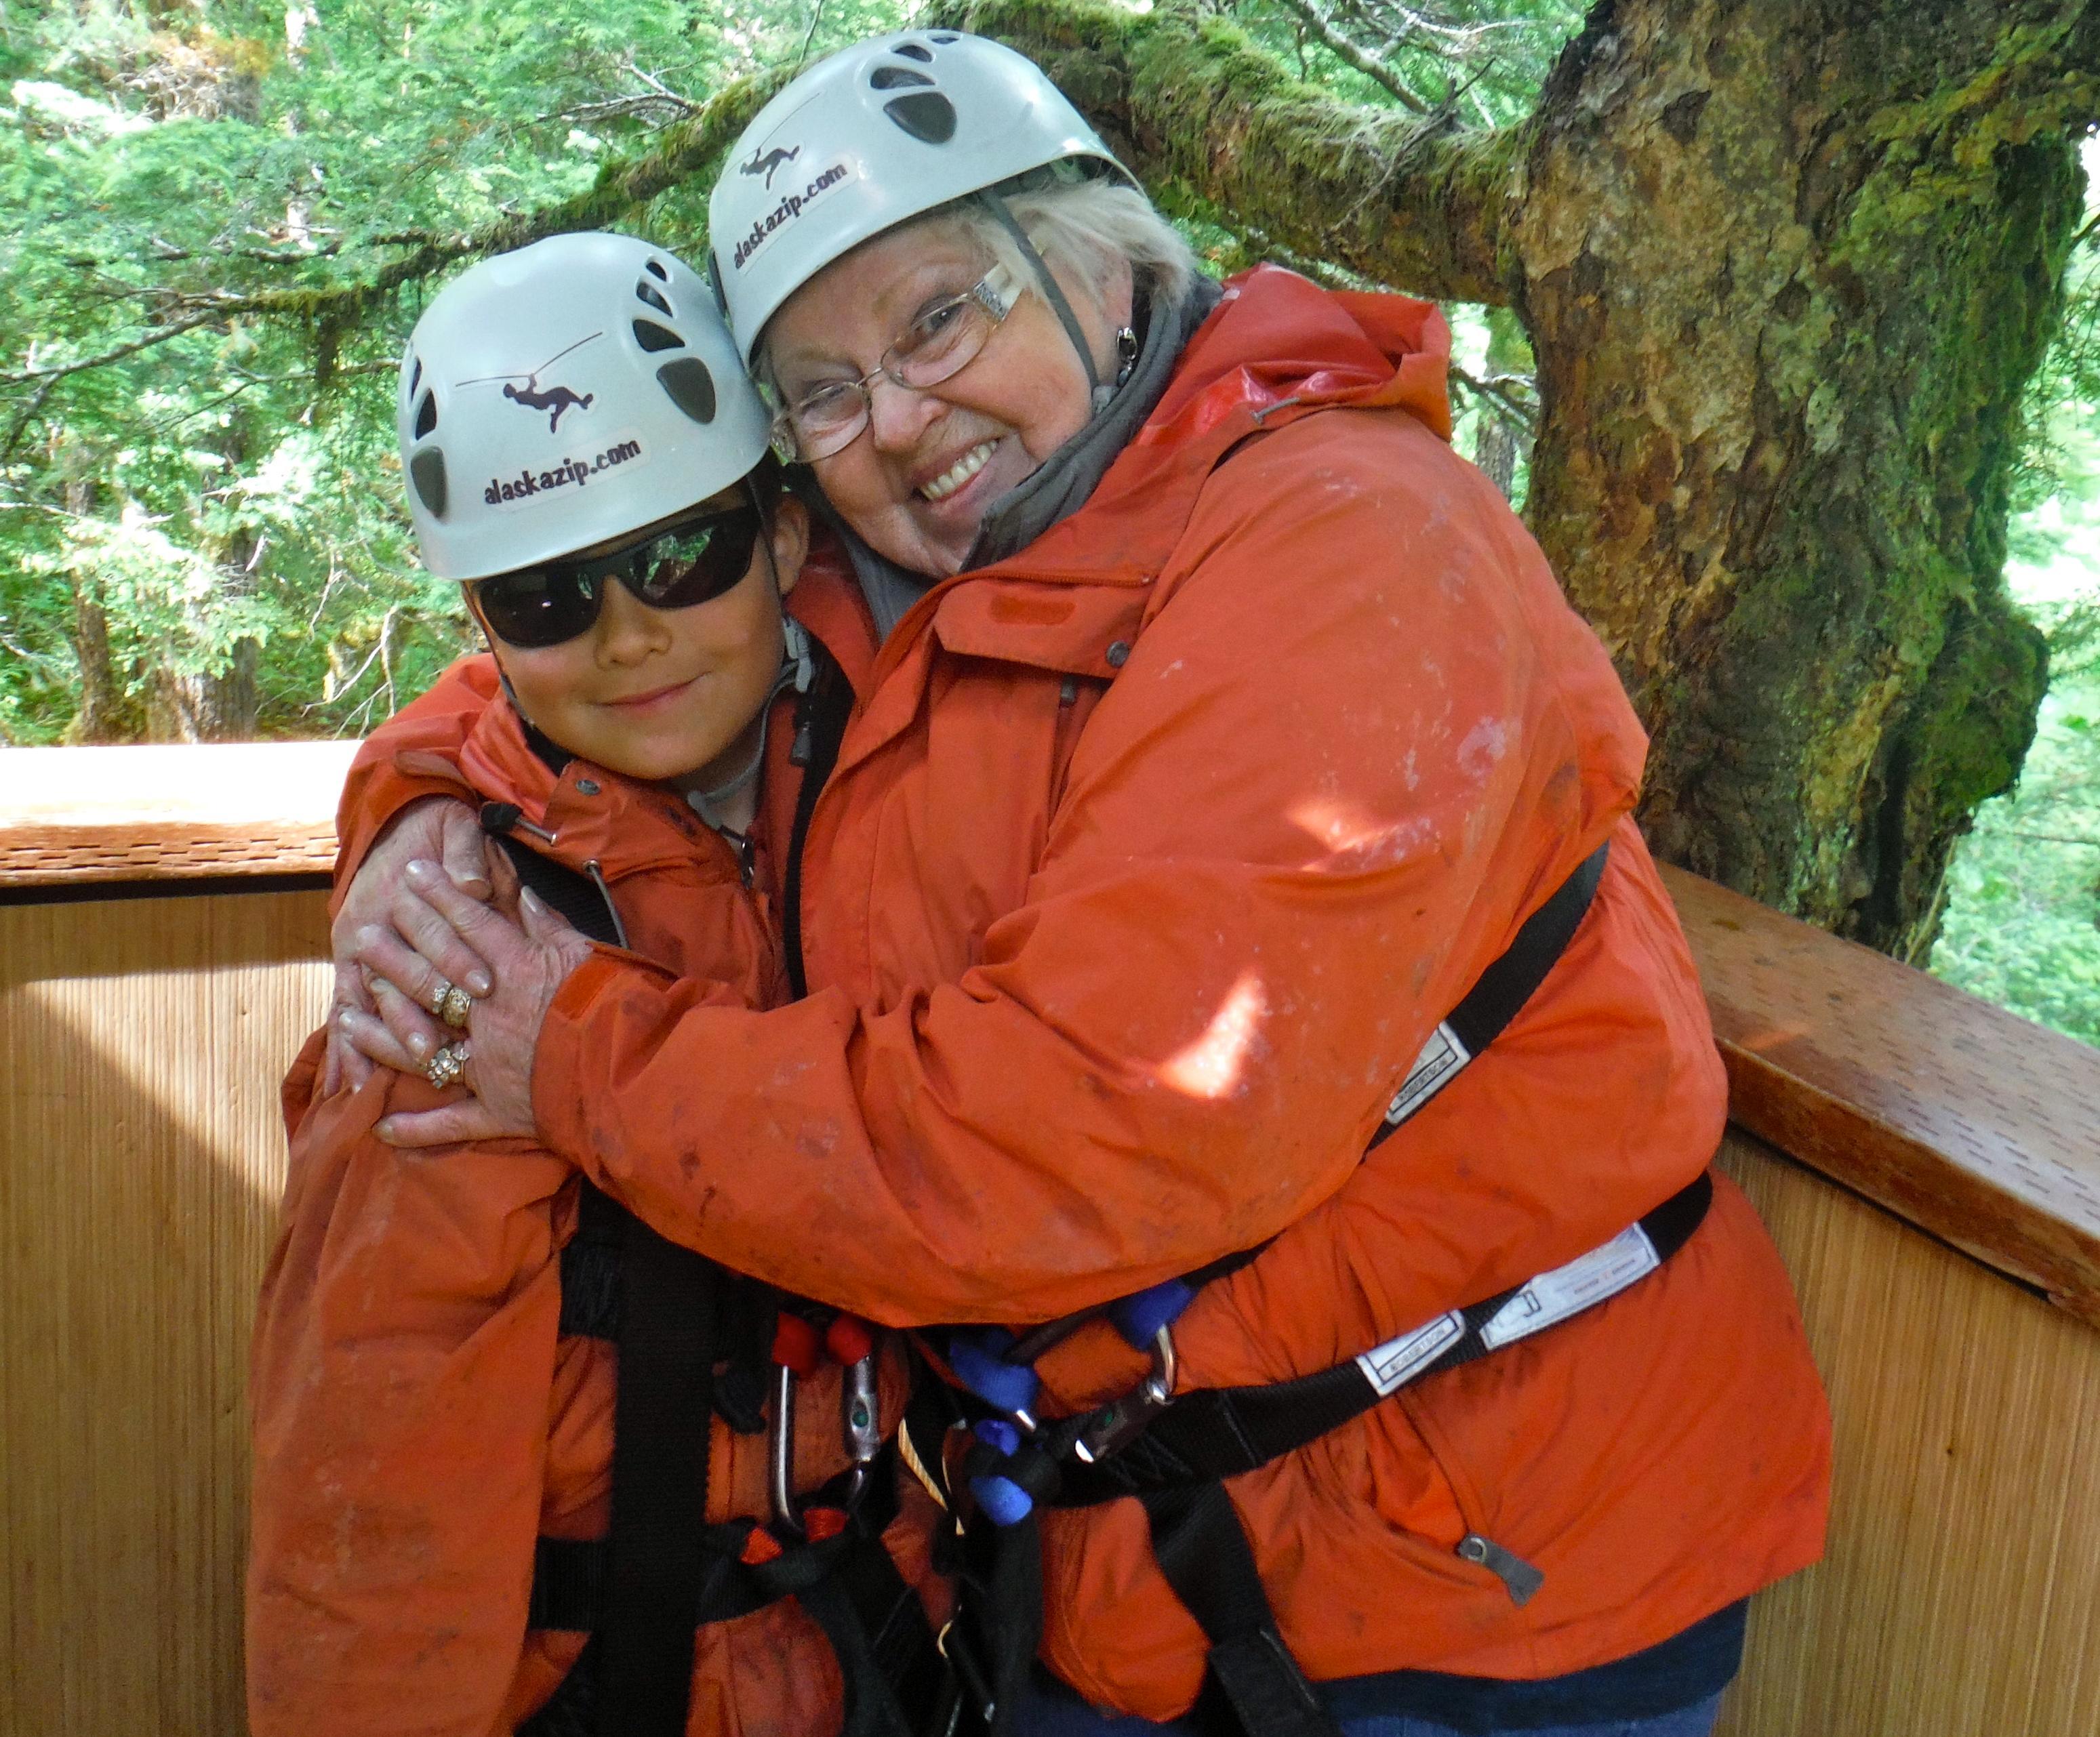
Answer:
[
  {"left": 1455, "top": 1532, "right": 1543, "bottom": 1606},
  {"left": 583, "top": 859, "right": 630, "bottom": 951},
  {"left": 783, "top": 648, "right": 851, "bottom": 1000}
]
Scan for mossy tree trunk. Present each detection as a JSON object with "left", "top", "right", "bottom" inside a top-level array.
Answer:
[{"left": 954, "top": 0, "right": 2100, "bottom": 958}]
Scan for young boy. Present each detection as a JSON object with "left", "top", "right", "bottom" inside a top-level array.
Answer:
[{"left": 246, "top": 234, "right": 925, "bottom": 1737}]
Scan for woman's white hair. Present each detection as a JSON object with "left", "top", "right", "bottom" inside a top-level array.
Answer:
[{"left": 961, "top": 163, "right": 1200, "bottom": 312}]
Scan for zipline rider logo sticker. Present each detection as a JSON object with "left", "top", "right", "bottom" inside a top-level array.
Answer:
[
  {"left": 455, "top": 332, "right": 649, "bottom": 511},
  {"left": 729, "top": 155, "right": 854, "bottom": 273}
]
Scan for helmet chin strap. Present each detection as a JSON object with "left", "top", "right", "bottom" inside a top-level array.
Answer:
[{"left": 975, "top": 189, "right": 1113, "bottom": 412}]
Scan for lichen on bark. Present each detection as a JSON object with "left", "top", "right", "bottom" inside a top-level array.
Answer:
[{"left": 1514, "top": 0, "right": 2096, "bottom": 954}]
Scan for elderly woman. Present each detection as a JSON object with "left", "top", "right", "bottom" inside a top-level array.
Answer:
[{"left": 332, "top": 30, "right": 1828, "bottom": 1737}]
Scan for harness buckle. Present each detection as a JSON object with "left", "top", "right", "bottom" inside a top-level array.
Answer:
[{"left": 1074, "top": 1326, "right": 1177, "bottom": 1465}]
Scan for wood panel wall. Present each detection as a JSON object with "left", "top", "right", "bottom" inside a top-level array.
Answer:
[
  {"left": 0, "top": 887, "right": 329, "bottom": 1737},
  {"left": 1715, "top": 1131, "right": 2100, "bottom": 1737}
]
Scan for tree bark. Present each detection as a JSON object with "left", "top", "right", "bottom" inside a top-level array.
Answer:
[
  {"left": 958, "top": 0, "right": 2100, "bottom": 958},
  {"left": 1515, "top": 0, "right": 2095, "bottom": 958},
  {"left": 62, "top": 476, "right": 130, "bottom": 743}
]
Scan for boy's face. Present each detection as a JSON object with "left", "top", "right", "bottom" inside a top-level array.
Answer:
[{"left": 470, "top": 487, "right": 809, "bottom": 790}]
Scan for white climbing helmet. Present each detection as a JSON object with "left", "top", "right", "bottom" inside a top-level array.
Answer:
[
  {"left": 708, "top": 29, "right": 1134, "bottom": 365},
  {"left": 397, "top": 232, "right": 771, "bottom": 580}
]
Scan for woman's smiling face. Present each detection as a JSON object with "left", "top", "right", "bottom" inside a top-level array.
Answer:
[{"left": 763, "top": 217, "right": 1130, "bottom": 578}]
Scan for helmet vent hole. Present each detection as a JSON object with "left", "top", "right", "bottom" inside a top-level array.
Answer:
[
  {"left": 893, "top": 41, "right": 933, "bottom": 61},
  {"left": 407, "top": 355, "right": 423, "bottom": 399},
  {"left": 413, "top": 390, "right": 438, "bottom": 440},
  {"left": 636, "top": 280, "right": 674, "bottom": 316},
  {"left": 656, "top": 358, "right": 717, "bottom": 426},
  {"left": 925, "top": 32, "right": 958, "bottom": 45},
  {"left": 645, "top": 258, "right": 669, "bottom": 281},
  {"left": 632, "top": 319, "right": 683, "bottom": 354},
  {"left": 409, "top": 447, "right": 448, "bottom": 518},
  {"left": 883, "top": 91, "right": 956, "bottom": 144},
  {"left": 870, "top": 65, "right": 935, "bottom": 89}
]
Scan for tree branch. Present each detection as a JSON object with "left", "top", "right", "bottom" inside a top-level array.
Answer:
[
  {"left": 0, "top": 65, "right": 789, "bottom": 391},
  {"left": 942, "top": 0, "right": 1526, "bottom": 304},
  {"left": 1268, "top": 0, "right": 1430, "bottom": 115}
]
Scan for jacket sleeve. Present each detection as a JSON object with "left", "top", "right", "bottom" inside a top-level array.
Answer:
[
  {"left": 329, "top": 654, "right": 504, "bottom": 912},
  {"left": 247, "top": 1044, "right": 576, "bottom": 1737},
  {"left": 529, "top": 411, "right": 1700, "bottom": 1336}
]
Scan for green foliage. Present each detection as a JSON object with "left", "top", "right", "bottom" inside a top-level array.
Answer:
[
  {"left": 1932, "top": 666, "right": 2100, "bottom": 1046},
  {"left": 0, "top": 0, "right": 910, "bottom": 741}
]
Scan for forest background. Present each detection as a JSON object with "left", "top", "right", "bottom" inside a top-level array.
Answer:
[{"left": 2, "top": 0, "right": 2097, "bottom": 1045}]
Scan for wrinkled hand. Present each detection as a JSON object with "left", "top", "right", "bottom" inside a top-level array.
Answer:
[
  {"left": 323, "top": 796, "right": 496, "bottom": 1095},
  {"left": 347, "top": 863, "right": 594, "bottom": 1147}
]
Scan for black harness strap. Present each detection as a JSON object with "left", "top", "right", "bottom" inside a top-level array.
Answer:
[
  {"left": 784, "top": 645, "right": 854, "bottom": 1000},
  {"left": 1373, "top": 843, "right": 1609, "bottom": 1141},
  {"left": 497, "top": 802, "right": 943, "bottom": 1736},
  {"left": 525, "top": 1450, "right": 938, "bottom": 1736},
  {"left": 489, "top": 834, "right": 716, "bottom": 1737},
  {"left": 938, "top": 838, "right": 1719, "bottom": 1737},
  {"left": 599, "top": 1218, "right": 716, "bottom": 1737},
  {"left": 1055, "top": 1172, "right": 1713, "bottom": 1506},
  {"left": 1142, "top": 1483, "right": 1344, "bottom": 1737}
]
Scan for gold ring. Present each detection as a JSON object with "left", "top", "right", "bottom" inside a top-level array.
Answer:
[
  {"left": 426, "top": 977, "right": 456, "bottom": 1018},
  {"left": 423, "top": 1040, "right": 470, "bottom": 1090},
  {"left": 437, "top": 983, "right": 474, "bottom": 1029}
]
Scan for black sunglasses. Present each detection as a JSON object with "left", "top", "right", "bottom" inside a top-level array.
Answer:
[{"left": 469, "top": 504, "right": 765, "bottom": 649}]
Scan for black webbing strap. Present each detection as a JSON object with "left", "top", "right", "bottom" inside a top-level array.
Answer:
[
  {"left": 597, "top": 1213, "right": 716, "bottom": 1737},
  {"left": 557, "top": 1182, "right": 624, "bottom": 1341},
  {"left": 1140, "top": 1484, "right": 1343, "bottom": 1737},
  {"left": 1447, "top": 844, "right": 1608, "bottom": 1061},
  {"left": 483, "top": 836, "right": 719, "bottom": 1737},
  {"left": 1057, "top": 1172, "right": 1712, "bottom": 1506},
  {"left": 525, "top": 1450, "right": 941, "bottom": 1737},
  {"left": 749, "top": 1530, "right": 919, "bottom": 1737},
  {"left": 1370, "top": 842, "right": 1609, "bottom": 1145},
  {"left": 529, "top": 1536, "right": 611, "bottom": 1633},
  {"left": 1107, "top": 1165, "right": 1708, "bottom": 1737}
]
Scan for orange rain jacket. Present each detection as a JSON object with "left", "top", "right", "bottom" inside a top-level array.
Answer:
[
  {"left": 330, "top": 266, "right": 1830, "bottom": 1720},
  {"left": 246, "top": 567, "right": 925, "bottom": 1737}
]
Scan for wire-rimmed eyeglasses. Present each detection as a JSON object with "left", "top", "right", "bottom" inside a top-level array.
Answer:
[{"left": 769, "top": 262, "right": 1025, "bottom": 464}]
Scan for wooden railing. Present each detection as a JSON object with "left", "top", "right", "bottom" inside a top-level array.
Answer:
[{"left": 2, "top": 743, "right": 2097, "bottom": 1736}]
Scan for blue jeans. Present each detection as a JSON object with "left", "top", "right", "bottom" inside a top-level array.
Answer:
[{"left": 1009, "top": 1680, "right": 1726, "bottom": 1737}]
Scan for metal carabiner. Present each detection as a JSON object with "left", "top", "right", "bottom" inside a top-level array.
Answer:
[
  {"left": 840, "top": 1349, "right": 882, "bottom": 1504},
  {"left": 768, "top": 1362, "right": 805, "bottom": 1538},
  {"left": 1073, "top": 1324, "right": 1177, "bottom": 1465}
]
